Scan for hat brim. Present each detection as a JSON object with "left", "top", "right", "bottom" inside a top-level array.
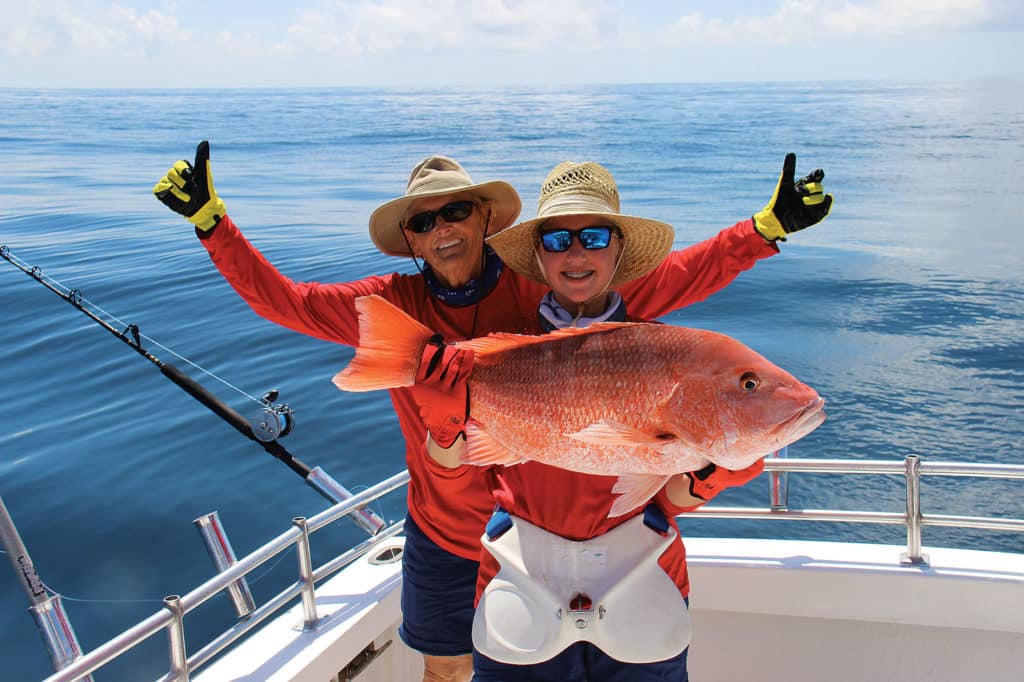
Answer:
[
  {"left": 486, "top": 211, "right": 675, "bottom": 288},
  {"left": 369, "top": 181, "right": 522, "bottom": 257}
]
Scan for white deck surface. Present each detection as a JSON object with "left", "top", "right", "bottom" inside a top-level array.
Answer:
[
  {"left": 195, "top": 537, "right": 421, "bottom": 682},
  {"left": 195, "top": 536, "right": 1024, "bottom": 681},
  {"left": 686, "top": 538, "right": 1024, "bottom": 682}
]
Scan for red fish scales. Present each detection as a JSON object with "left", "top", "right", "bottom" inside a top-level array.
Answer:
[{"left": 468, "top": 325, "right": 699, "bottom": 475}]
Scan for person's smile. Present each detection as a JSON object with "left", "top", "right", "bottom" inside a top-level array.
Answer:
[{"left": 433, "top": 234, "right": 467, "bottom": 255}]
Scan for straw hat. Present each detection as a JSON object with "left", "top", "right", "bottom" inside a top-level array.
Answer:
[
  {"left": 486, "top": 161, "right": 675, "bottom": 287},
  {"left": 369, "top": 156, "right": 522, "bottom": 257}
]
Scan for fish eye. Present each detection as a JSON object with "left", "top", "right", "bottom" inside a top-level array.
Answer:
[{"left": 740, "top": 372, "right": 760, "bottom": 392}]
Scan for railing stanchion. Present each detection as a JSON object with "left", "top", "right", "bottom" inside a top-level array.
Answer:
[
  {"left": 769, "top": 446, "right": 790, "bottom": 510},
  {"left": 293, "top": 517, "right": 319, "bottom": 629},
  {"left": 163, "top": 595, "right": 189, "bottom": 681},
  {"left": 901, "top": 455, "right": 928, "bottom": 565}
]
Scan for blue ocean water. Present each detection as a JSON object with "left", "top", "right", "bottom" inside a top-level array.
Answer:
[{"left": 1, "top": 81, "right": 1022, "bottom": 680}]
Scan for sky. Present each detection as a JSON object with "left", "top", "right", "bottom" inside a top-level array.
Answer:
[{"left": 1, "top": 0, "right": 1022, "bottom": 88}]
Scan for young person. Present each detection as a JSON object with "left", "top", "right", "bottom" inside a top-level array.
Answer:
[{"left": 431, "top": 159, "right": 832, "bottom": 680}]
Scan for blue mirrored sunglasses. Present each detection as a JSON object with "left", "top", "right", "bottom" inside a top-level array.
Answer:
[
  {"left": 538, "top": 226, "right": 618, "bottom": 253},
  {"left": 404, "top": 200, "right": 476, "bottom": 234}
]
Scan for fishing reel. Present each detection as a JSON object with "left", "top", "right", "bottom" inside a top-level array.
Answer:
[{"left": 249, "top": 390, "right": 295, "bottom": 442}]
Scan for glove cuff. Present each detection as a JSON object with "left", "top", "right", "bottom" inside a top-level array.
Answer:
[
  {"left": 188, "top": 198, "right": 227, "bottom": 232},
  {"left": 752, "top": 210, "right": 786, "bottom": 242},
  {"left": 688, "top": 464, "right": 719, "bottom": 501}
]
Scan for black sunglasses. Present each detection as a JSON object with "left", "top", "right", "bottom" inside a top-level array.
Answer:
[
  {"left": 538, "top": 225, "right": 619, "bottom": 253},
  {"left": 404, "top": 200, "right": 477, "bottom": 234}
]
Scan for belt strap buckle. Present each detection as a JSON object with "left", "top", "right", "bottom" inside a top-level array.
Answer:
[
  {"left": 567, "top": 592, "right": 601, "bottom": 630},
  {"left": 485, "top": 507, "right": 513, "bottom": 540}
]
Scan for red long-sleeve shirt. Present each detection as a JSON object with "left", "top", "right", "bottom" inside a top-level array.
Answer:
[{"left": 199, "top": 216, "right": 775, "bottom": 560}]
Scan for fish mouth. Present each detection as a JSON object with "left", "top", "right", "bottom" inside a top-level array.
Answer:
[{"left": 778, "top": 397, "right": 827, "bottom": 438}]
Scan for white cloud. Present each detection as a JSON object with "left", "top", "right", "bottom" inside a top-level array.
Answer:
[
  {"left": 0, "top": 0, "right": 1015, "bottom": 86},
  {"left": 659, "top": 0, "right": 992, "bottom": 47},
  {"left": 0, "top": 0, "right": 1000, "bottom": 61},
  {"left": 279, "top": 0, "right": 617, "bottom": 56},
  {"left": 0, "top": 1, "right": 187, "bottom": 57},
  {"left": 823, "top": 0, "right": 990, "bottom": 34}
]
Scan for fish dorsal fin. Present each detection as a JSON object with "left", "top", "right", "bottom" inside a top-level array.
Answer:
[
  {"left": 609, "top": 474, "right": 671, "bottom": 517},
  {"left": 568, "top": 419, "right": 671, "bottom": 449},
  {"left": 462, "top": 420, "right": 527, "bottom": 466},
  {"left": 458, "top": 322, "right": 639, "bottom": 361}
]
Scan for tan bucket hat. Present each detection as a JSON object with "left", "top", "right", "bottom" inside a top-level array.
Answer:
[
  {"left": 369, "top": 156, "right": 522, "bottom": 257},
  {"left": 486, "top": 161, "right": 675, "bottom": 287}
]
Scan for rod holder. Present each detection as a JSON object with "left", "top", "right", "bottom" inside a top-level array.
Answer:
[
  {"left": 306, "top": 467, "right": 387, "bottom": 536},
  {"left": 1, "top": 496, "right": 91, "bottom": 679},
  {"left": 30, "top": 594, "right": 90, "bottom": 678},
  {"left": 193, "top": 512, "right": 256, "bottom": 618}
]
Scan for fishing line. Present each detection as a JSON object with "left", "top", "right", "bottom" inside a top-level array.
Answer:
[
  {"left": 2, "top": 246, "right": 267, "bottom": 408},
  {"left": 1, "top": 243, "right": 301, "bottom": 450},
  {"left": 1, "top": 244, "right": 387, "bottom": 536},
  {"left": 35, "top": 549, "right": 291, "bottom": 608},
  {"left": 38, "top": 580, "right": 164, "bottom": 606}
]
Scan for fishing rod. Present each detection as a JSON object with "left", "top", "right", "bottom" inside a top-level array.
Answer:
[{"left": 1, "top": 245, "right": 384, "bottom": 536}]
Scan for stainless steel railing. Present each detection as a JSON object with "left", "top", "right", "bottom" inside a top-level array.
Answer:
[
  {"left": 687, "top": 455, "right": 1024, "bottom": 564},
  {"left": 37, "top": 456, "right": 1024, "bottom": 681},
  {"left": 42, "top": 470, "right": 410, "bottom": 682}
]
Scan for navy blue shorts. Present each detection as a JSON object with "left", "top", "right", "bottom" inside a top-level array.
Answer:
[
  {"left": 473, "top": 641, "right": 689, "bottom": 681},
  {"left": 398, "top": 513, "right": 479, "bottom": 656}
]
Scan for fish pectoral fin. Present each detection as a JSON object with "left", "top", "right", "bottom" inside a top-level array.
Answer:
[
  {"left": 609, "top": 474, "right": 672, "bottom": 517},
  {"left": 460, "top": 421, "right": 525, "bottom": 467},
  {"left": 653, "top": 384, "right": 713, "bottom": 451},
  {"left": 569, "top": 420, "right": 671, "bottom": 449}
]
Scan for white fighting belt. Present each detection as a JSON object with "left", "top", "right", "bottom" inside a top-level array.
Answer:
[{"left": 472, "top": 512, "right": 691, "bottom": 665}]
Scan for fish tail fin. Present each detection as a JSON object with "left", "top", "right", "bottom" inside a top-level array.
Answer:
[{"left": 332, "top": 295, "right": 434, "bottom": 392}]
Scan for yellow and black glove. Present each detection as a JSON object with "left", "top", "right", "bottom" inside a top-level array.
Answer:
[
  {"left": 152, "top": 140, "right": 226, "bottom": 232},
  {"left": 753, "top": 153, "right": 833, "bottom": 242}
]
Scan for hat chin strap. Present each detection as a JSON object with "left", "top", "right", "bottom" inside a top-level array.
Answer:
[
  {"left": 606, "top": 241, "right": 626, "bottom": 292},
  {"left": 400, "top": 226, "right": 427, "bottom": 278}
]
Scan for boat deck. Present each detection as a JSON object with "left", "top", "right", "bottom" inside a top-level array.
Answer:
[
  {"left": 687, "top": 538, "right": 1024, "bottom": 682},
  {"left": 28, "top": 457, "right": 1024, "bottom": 681},
  {"left": 194, "top": 536, "right": 1024, "bottom": 682}
]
